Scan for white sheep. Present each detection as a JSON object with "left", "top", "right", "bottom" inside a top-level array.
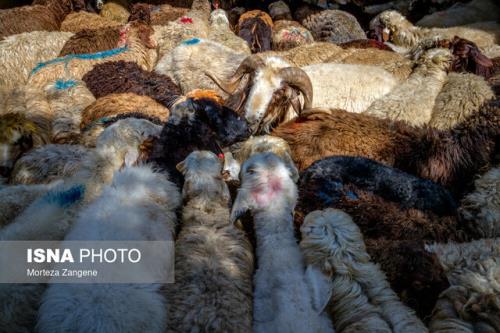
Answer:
[
  {"left": 231, "top": 152, "right": 334, "bottom": 333},
  {"left": 364, "top": 48, "right": 452, "bottom": 126},
  {"left": 209, "top": 9, "right": 251, "bottom": 55},
  {"left": 0, "top": 30, "right": 74, "bottom": 89},
  {"left": 370, "top": 10, "right": 500, "bottom": 50},
  {"left": 300, "top": 208, "right": 428, "bottom": 333},
  {"left": 37, "top": 164, "right": 181, "bottom": 333},
  {"left": 165, "top": 150, "right": 254, "bottom": 332},
  {"left": 10, "top": 144, "right": 89, "bottom": 185}
]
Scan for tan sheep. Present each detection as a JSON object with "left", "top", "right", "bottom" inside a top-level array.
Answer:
[
  {"left": 45, "top": 80, "right": 96, "bottom": 144},
  {"left": 429, "top": 72, "right": 495, "bottom": 130},
  {"left": 60, "top": 10, "right": 122, "bottom": 33},
  {"left": 364, "top": 48, "right": 453, "bottom": 126},
  {"left": 99, "top": 0, "right": 130, "bottom": 24},
  {"left": 208, "top": 9, "right": 251, "bottom": 55},
  {"left": 300, "top": 209, "right": 428, "bottom": 333},
  {"left": 0, "top": 31, "right": 74, "bottom": 89},
  {"left": 80, "top": 93, "right": 169, "bottom": 130}
]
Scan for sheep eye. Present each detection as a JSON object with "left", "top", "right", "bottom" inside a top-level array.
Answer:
[{"left": 246, "top": 168, "right": 256, "bottom": 175}]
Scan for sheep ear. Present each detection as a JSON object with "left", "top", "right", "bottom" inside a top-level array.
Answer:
[
  {"left": 124, "top": 148, "right": 140, "bottom": 167},
  {"left": 176, "top": 160, "right": 187, "bottom": 174},
  {"left": 305, "top": 265, "right": 332, "bottom": 314},
  {"left": 230, "top": 190, "right": 252, "bottom": 223}
]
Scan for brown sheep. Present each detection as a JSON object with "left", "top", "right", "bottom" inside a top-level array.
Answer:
[
  {"left": 0, "top": 0, "right": 83, "bottom": 39},
  {"left": 272, "top": 101, "right": 500, "bottom": 197},
  {"left": 80, "top": 93, "right": 169, "bottom": 130},
  {"left": 58, "top": 26, "right": 121, "bottom": 56}
]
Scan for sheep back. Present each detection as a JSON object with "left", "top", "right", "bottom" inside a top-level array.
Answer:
[{"left": 302, "top": 10, "right": 366, "bottom": 44}]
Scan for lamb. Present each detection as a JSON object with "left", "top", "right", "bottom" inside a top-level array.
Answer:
[
  {"left": 83, "top": 60, "right": 182, "bottom": 109},
  {"left": 209, "top": 9, "right": 251, "bottom": 55},
  {"left": 416, "top": 0, "right": 500, "bottom": 28},
  {"left": 60, "top": 10, "right": 122, "bottom": 33},
  {"left": 230, "top": 152, "right": 334, "bottom": 333},
  {"left": 9, "top": 144, "right": 89, "bottom": 185},
  {"left": 45, "top": 79, "right": 96, "bottom": 144},
  {"left": 80, "top": 93, "right": 169, "bottom": 130},
  {"left": 429, "top": 72, "right": 495, "bottom": 130},
  {"left": 150, "top": 90, "right": 250, "bottom": 186},
  {"left": 36, "top": 164, "right": 181, "bottom": 333},
  {"left": 429, "top": 258, "right": 500, "bottom": 333},
  {"left": 300, "top": 209, "right": 428, "bottom": 332},
  {"left": 237, "top": 10, "right": 273, "bottom": 53},
  {"left": 370, "top": 10, "right": 500, "bottom": 50},
  {"left": 28, "top": 21, "right": 158, "bottom": 88},
  {"left": 165, "top": 150, "right": 253, "bottom": 332},
  {"left": 0, "top": 31, "right": 74, "bottom": 89},
  {"left": 208, "top": 55, "right": 398, "bottom": 133},
  {"left": 302, "top": 9, "right": 366, "bottom": 44},
  {"left": 0, "top": 0, "right": 81, "bottom": 39},
  {"left": 458, "top": 167, "right": 500, "bottom": 238},
  {"left": 364, "top": 48, "right": 453, "bottom": 126},
  {"left": 272, "top": 102, "right": 500, "bottom": 196},
  {"left": 0, "top": 86, "right": 53, "bottom": 175}
]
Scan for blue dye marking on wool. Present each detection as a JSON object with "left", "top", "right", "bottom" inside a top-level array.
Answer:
[
  {"left": 43, "top": 185, "right": 85, "bottom": 207},
  {"left": 55, "top": 79, "right": 78, "bottom": 90},
  {"left": 30, "top": 46, "right": 129, "bottom": 75},
  {"left": 182, "top": 38, "right": 200, "bottom": 45},
  {"left": 346, "top": 191, "right": 359, "bottom": 200}
]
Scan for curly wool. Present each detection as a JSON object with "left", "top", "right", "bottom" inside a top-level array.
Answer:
[
  {"left": 272, "top": 20, "right": 314, "bottom": 51},
  {"left": 45, "top": 80, "right": 96, "bottom": 144},
  {"left": 430, "top": 73, "right": 495, "bottom": 130},
  {"left": 59, "top": 26, "right": 121, "bottom": 56},
  {"left": 99, "top": 0, "right": 130, "bottom": 24},
  {"left": 0, "top": 31, "right": 74, "bottom": 89},
  {"left": 60, "top": 10, "right": 122, "bottom": 33},
  {"left": 209, "top": 9, "right": 251, "bottom": 54},
  {"left": 83, "top": 61, "right": 181, "bottom": 108},
  {"left": 80, "top": 93, "right": 169, "bottom": 130},
  {"left": 302, "top": 10, "right": 366, "bottom": 44}
]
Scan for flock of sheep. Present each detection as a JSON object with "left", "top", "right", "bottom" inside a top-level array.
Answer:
[{"left": 0, "top": 0, "right": 499, "bottom": 332}]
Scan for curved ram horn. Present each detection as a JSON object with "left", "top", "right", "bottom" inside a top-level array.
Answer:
[
  {"left": 205, "top": 54, "right": 265, "bottom": 95},
  {"left": 278, "top": 67, "right": 313, "bottom": 111}
]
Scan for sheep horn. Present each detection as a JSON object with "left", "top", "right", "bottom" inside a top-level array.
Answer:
[
  {"left": 205, "top": 55, "right": 265, "bottom": 94},
  {"left": 278, "top": 67, "right": 313, "bottom": 110}
]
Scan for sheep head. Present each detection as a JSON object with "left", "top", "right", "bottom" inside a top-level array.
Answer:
[
  {"left": 118, "top": 22, "right": 157, "bottom": 50},
  {"left": 0, "top": 113, "right": 44, "bottom": 178},
  {"left": 415, "top": 48, "right": 453, "bottom": 74},
  {"left": 234, "top": 135, "right": 299, "bottom": 182},
  {"left": 176, "top": 150, "right": 230, "bottom": 205},
  {"left": 210, "top": 9, "right": 230, "bottom": 28},
  {"left": 369, "top": 10, "right": 413, "bottom": 44},
  {"left": 449, "top": 36, "right": 494, "bottom": 79},
  {"left": 171, "top": 90, "right": 250, "bottom": 147},
  {"left": 207, "top": 55, "right": 313, "bottom": 134},
  {"left": 231, "top": 152, "right": 297, "bottom": 223},
  {"left": 300, "top": 209, "right": 369, "bottom": 276}
]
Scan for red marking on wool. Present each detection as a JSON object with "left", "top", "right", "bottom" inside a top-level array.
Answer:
[
  {"left": 218, "top": 153, "right": 224, "bottom": 159},
  {"left": 251, "top": 176, "right": 283, "bottom": 207},
  {"left": 180, "top": 17, "right": 193, "bottom": 24}
]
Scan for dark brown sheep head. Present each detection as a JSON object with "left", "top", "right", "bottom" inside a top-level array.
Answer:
[
  {"left": 129, "top": 3, "right": 152, "bottom": 25},
  {"left": 238, "top": 10, "right": 274, "bottom": 53},
  {"left": 449, "top": 36, "right": 494, "bottom": 79},
  {"left": 206, "top": 55, "right": 313, "bottom": 134}
]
